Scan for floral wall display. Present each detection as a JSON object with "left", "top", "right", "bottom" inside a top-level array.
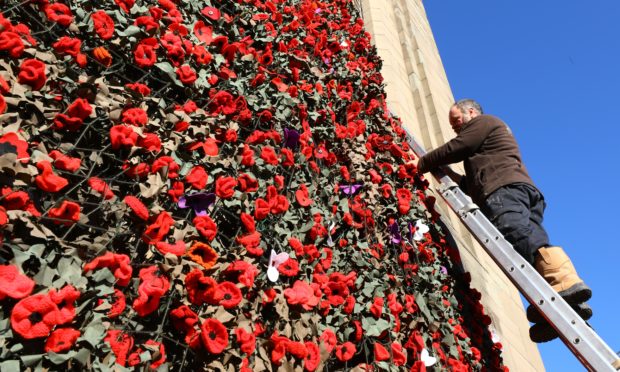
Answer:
[{"left": 0, "top": 0, "right": 506, "bottom": 370}]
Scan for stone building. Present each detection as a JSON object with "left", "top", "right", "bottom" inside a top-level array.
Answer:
[{"left": 358, "top": 0, "right": 545, "bottom": 370}]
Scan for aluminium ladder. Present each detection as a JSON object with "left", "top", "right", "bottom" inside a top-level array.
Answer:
[{"left": 404, "top": 130, "right": 620, "bottom": 371}]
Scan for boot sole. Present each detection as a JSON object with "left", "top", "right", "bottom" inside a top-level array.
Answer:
[
  {"left": 527, "top": 302, "right": 593, "bottom": 324},
  {"left": 558, "top": 282, "right": 592, "bottom": 304}
]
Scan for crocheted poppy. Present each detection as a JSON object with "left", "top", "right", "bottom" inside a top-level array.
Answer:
[
  {"left": 47, "top": 200, "right": 80, "bottom": 225},
  {"left": 200, "top": 318, "right": 229, "bottom": 354},
  {"left": 188, "top": 242, "right": 218, "bottom": 270},
  {"left": 283, "top": 280, "right": 319, "bottom": 309},
  {"left": 52, "top": 36, "right": 80, "bottom": 57},
  {"left": 104, "top": 330, "right": 134, "bottom": 366},
  {"left": 185, "top": 166, "right": 208, "bottom": 190},
  {"left": 49, "top": 150, "right": 81, "bottom": 172},
  {"left": 98, "top": 288, "right": 126, "bottom": 318},
  {"left": 134, "top": 39, "right": 157, "bottom": 67},
  {"left": 45, "top": 3, "right": 73, "bottom": 27},
  {"left": 0, "top": 31, "right": 25, "bottom": 58},
  {"left": 295, "top": 184, "right": 312, "bottom": 207},
  {"left": 215, "top": 176, "right": 237, "bottom": 199},
  {"left": 304, "top": 341, "right": 320, "bottom": 372},
  {"left": 122, "top": 107, "right": 148, "bottom": 126},
  {"left": 170, "top": 304, "right": 199, "bottom": 334},
  {"left": 35, "top": 161, "right": 68, "bottom": 192},
  {"left": 93, "top": 46, "right": 113, "bottom": 67},
  {"left": 396, "top": 188, "right": 412, "bottom": 215},
  {"left": 142, "top": 211, "right": 174, "bottom": 244},
  {"left": 193, "top": 215, "right": 217, "bottom": 241},
  {"left": 113, "top": 0, "right": 135, "bottom": 13},
  {"left": 155, "top": 240, "right": 186, "bottom": 256},
  {"left": 235, "top": 328, "right": 256, "bottom": 355},
  {"left": 320, "top": 329, "right": 337, "bottom": 353},
  {"left": 133, "top": 266, "right": 170, "bottom": 316},
  {"left": 87, "top": 177, "right": 115, "bottom": 199},
  {"left": 17, "top": 59, "right": 46, "bottom": 90},
  {"left": 91, "top": 10, "right": 115, "bottom": 40},
  {"left": 110, "top": 125, "right": 138, "bottom": 149},
  {"left": 215, "top": 281, "right": 242, "bottom": 309},
  {"left": 49, "top": 285, "right": 80, "bottom": 324},
  {"left": 176, "top": 65, "right": 197, "bottom": 85},
  {"left": 151, "top": 156, "right": 180, "bottom": 179},
  {"left": 277, "top": 258, "right": 299, "bottom": 277},
  {"left": 123, "top": 195, "right": 149, "bottom": 220},
  {"left": 44, "top": 328, "right": 80, "bottom": 353},
  {"left": 224, "top": 260, "right": 258, "bottom": 288},
  {"left": 374, "top": 342, "right": 390, "bottom": 362},
  {"left": 335, "top": 342, "right": 356, "bottom": 362},
  {"left": 83, "top": 252, "right": 133, "bottom": 286},
  {"left": 137, "top": 132, "right": 161, "bottom": 152},
  {"left": 236, "top": 231, "right": 263, "bottom": 256},
  {"left": 370, "top": 297, "right": 384, "bottom": 319},
  {"left": 201, "top": 7, "right": 221, "bottom": 21},
  {"left": 125, "top": 82, "right": 151, "bottom": 96},
  {"left": 11, "top": 293, "right": 60, "bottom": 339},
  {"left": 0, "top": 132, "right": 29, "bottom": 162},
  {"left": 0, "top": 264, "right": 35, "bottom": 300},
  {"left": 391, "top": 342, "right": 407, "bottom": 366},
  {"left": 184, "top": 268, "right": 218, "bottom": 306}
]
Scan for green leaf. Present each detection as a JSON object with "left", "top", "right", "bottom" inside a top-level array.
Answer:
[{"left": 361, "top": 317, "right": 390, "bottom": 337}]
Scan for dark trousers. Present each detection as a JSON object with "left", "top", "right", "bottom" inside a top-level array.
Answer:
[{"left": 480, "top": 183, "right": 550, "bottom": 265}]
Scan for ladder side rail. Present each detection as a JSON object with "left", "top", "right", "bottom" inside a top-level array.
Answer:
[{"left": 404, "top": 130, "right": 619, "bottom": 371}]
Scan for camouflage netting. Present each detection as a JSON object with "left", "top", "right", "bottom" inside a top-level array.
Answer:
[{"left": 0, "top": 0, "right": 507, "bottom": 370}]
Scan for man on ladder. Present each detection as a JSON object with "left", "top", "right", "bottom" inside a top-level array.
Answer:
[{"left": 414, "top": 98, "right": 592, "bottom": 343}]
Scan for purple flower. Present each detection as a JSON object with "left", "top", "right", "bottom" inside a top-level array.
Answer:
[
  {"left": 178, "top": 192, "right": 216, "bottom": 216},
  {"left": 389, "top": 221, "right": 402, "bottom": 244},
  {"left": 338, "top": 184, "right": 363, "bottom": 196},
  {"left": 283, "top": 128, "right": 300, "bottom": 149}
]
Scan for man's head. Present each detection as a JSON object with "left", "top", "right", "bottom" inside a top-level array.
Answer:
[{"left": 449, "top": 99, "right": 483, "bottom": 133}]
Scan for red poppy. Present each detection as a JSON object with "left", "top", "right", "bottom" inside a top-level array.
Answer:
[
  {"left": 207, "top": 90, "right": 236, "bottom": 115},
  {"left": 240, "top": 144, "right": 255, "bottom": 166},
  {"left": 335, "top": 342, "right": 356, "bottom": 362},
  {"left": 83, "top": 252, "right": 133, "bottom": 286},
  {"left": 47, "top": 200, "right": 80, "bottom": 225},
  {"left": 215, "top": 176, "right": 237, "bottom": 199},
  {"left": 151, "top": 156, "right": 180, "bottom": 179},
  {"left": 168, "top": 181, "right": 184, "bottom": 202},
  {"left": 396, "top": 188, "right": 412, "bottom": 215},
  {"left": 0, "top": 94, "right": 5, "bottom": 114},
  {"left": 294, "top": 184, "right": 312, "bottom": 207},
  {"left": 193, "top": 215, "right": 217, "bottom": 241},
  {"left": 200, "top": 318, "right": 229, "bottom": 354},
  {"left": 0, "top": 132, "right": 29, "bottom": 162},
  {"left": 215, "top": 281, "right": 242, "bottom": 309},
  {"left": 114, "top": 0, "right": 135, "bottom": 12},
  {"left": 235, "top": 328, "right": 256, "bottom": 355},
  {"left": 122, "top": 107, "right": 148, "bottom": 126},
  {"left": 123, "top": 195, "right": 149, "bottom": 220},
  {"left": 105, "top": 330, "right": 134, "bottom": 366},
  {"left": 49, "top": 150, "right": 81, "bottom": 172},
  {"left": 52, "top": 36, "right": 81, "bottom": 57},
  {"left": 0, "top": 31, "right": 25, "bottom": 58},
  {"left": 370, "top": 297, "right": 384, "bottom": 318},
  {"left": 142, "top": 211, "right": 173, "bottom": 244},
  {"left": 170, "top": 304, "right": 198, "bottom": 334},
  {"left": 176, "top": 65, "right": 197, "bottom": 85},
  {"left": 201, "top": 7, "right": 221, "bottom": 21},
  {"left": 304, "top": 341, "right": 320, "bottom": 372},
  {"left": 185, "top": 166, "right": 208, "bottom": 189},
  {"left": 133, "top": 266, "right": 170, "bottom": 316},
  {"left": 260, "top": 146, "right": 279, "bottom": 165},
  {"left": 91, "top": 10, "right": 115, "bottom": 40},
  {"left": 225, "top": 260, "right": 258, "bottom": 288},
  {"left": 125, "top": 82, "right": 151, "bottom": 96},
  {"left": 110, "top": 125, "right": 138, "bottom": 149},
  {"left": 188, "top": 242, "right": 218, "bottom": 269},
  {"left": 283, "top": 280, "right": 319, "bottom": 310},
  {"left": 11, "top": 293, "right": 60, "bottom": 339},
  {"left": 88, "top": 177, "right": 115, "bottom": 199},
  {"left": 320, "top": 329, "right": 337, "bottom": 353},
  {"left": 98, "top": 289, "right": 126, "bottom": 318},
  {"left": 374, "top": 342, "right": 390, "bottom": 362},
  {"left": 45, "top": 3, "right": 74, "bottom": 27},
  {"left": 18, "top": 58, "right": 46, "bottom": 90},
  {"left": 185, "top": 269, "right": 218, "bottom": 306},
  {"left": 278, "top": 258, "right": 299, "bottom": 277},
  {"left": 53, "top": 113, "right": 83, "bottom": 131},
  {"left": 49, "top": 285, "right": 80, "bottom": 324},
  {"left": 193, "top": 21, "right": 213, "bottom": 44},
  {"left": 237, "top": 173, "right": 258, "bottom": 193},
  {"left": 240, "top": 213, "right": 256, "bottom": 232},
  {"left": 45, "top": 328, "right": 80, "bottom": 353},
  {"left": 0, "top": 265, "right": 35, "bottom": 300},
  {"left": 134, "top": 39, "right": 158, "bottom": 67},
  {"left": 391, "top": 342, "right": 407, "bottom": 366},
  {"left": 236, "top": 231, "right": 263, "bottom": 256},
  {"left": 35, "top": 161, "right": 68, "bottom": 193},
  {"left": 137, "top": 132, "right": 161, "bottom": 152},
  {"left": 155, "top": 240, "right": 186, "bottom": 256}
]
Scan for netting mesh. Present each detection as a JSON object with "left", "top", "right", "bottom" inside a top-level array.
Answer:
[{"left": 0, "top": 0, "right": 505, "bottom": 370}]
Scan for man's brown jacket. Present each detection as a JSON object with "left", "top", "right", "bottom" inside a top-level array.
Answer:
[{"left": 417, "top": 114, "right": 536, "bottom": 205}]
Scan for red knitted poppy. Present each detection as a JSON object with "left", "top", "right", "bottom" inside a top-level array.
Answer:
[
  {"left": 304, "top": 342, "right": 320, "bottom": 371},
  {"left": 235, "top": 327, "right": 256, "bottom": 355},
  {"left": 45, "top": 328, "right": 80, "bottom": 353},
  {"left": 335, "top": 342, "right": 356, "bottom": 362},
  {"left": 17, "top": 59, "right": 47, "bottom": 90},
  {"left": 200, "top": 318, "right": 229, "bottom": 354},
  {"left": 123, "top": 195, "right": 149, "bottom": 220},
  {"left": 0, "top": 265, "right": 35, "bottom": 300},
  {"left": 83, "top": 252, "right": 133, "bottom": 286},
  {"left": 35, "top": 161, "right": 68, "bottom": 193},
  {"left": 44, "top": 3, "right": 73, "bottom": 27},
  {"left": 193, "top": 215, "right": 217, "bottom": 241},
  {"left": 0, "top": 31, "right": 25, "bottom": 58},
  {"left": 91, "top": 10, "right": 115, "bottom": 40},
  {"left": 110, "top": 125, "right": 138, "bottom": 149},
  {"left": 11, "top": 293, "right": 60, "bottom": 339},
  {"left": 88, "top": 177, "right": 115, "bottom": 199},
  {"left": 49, "top": 150, "right": 81, "bottom": 172},
  {"left": 48, "top": 200, "right": 80, "bottom": 225},
  {"left": 142, "top": 211, "right": 173, "bottom": 244},
  {"left": 104, "top": 330, "right": 134, "bottom": 366},
  {"left": 215, "top": 281, "right": 242, "bottom": 309},
  {"left": 133, "top": 266, "right": 170, "bottom": 316},
  {"left": 185, "top": 166, "right": 208, "bottom": 190},
  {"left": 184, "top": 268, "right": 218, "bottom": 306},
  {"left": 176, "top": 65, "right": 197, "bottom": 85}
]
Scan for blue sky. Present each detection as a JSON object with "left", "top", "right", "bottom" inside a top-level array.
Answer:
[{"left": 424, "top": 1, "right": 620, "bottom": 371}]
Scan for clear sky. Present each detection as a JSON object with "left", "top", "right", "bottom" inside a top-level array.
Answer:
[{"left": 423, "top": 1, "right": 620, "bottom": 371}]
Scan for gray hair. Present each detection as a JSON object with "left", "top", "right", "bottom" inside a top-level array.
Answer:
[{"left": 454, "top": 99, "right": 483, "bottom": 115}]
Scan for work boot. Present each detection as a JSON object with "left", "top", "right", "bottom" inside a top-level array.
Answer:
[
  {"left": 535, "top": 246, "right": 592, "bottom": 304},
  {"left": 529, "top": 322, "right": 559, "bottom": 343},
  {"left": 526, "top": 302, "right": 593, "bottom": 324}
]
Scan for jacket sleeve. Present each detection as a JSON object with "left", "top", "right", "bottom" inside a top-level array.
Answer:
[{"left": 417, "top": 119, "right": 492, "bottom": 173}]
